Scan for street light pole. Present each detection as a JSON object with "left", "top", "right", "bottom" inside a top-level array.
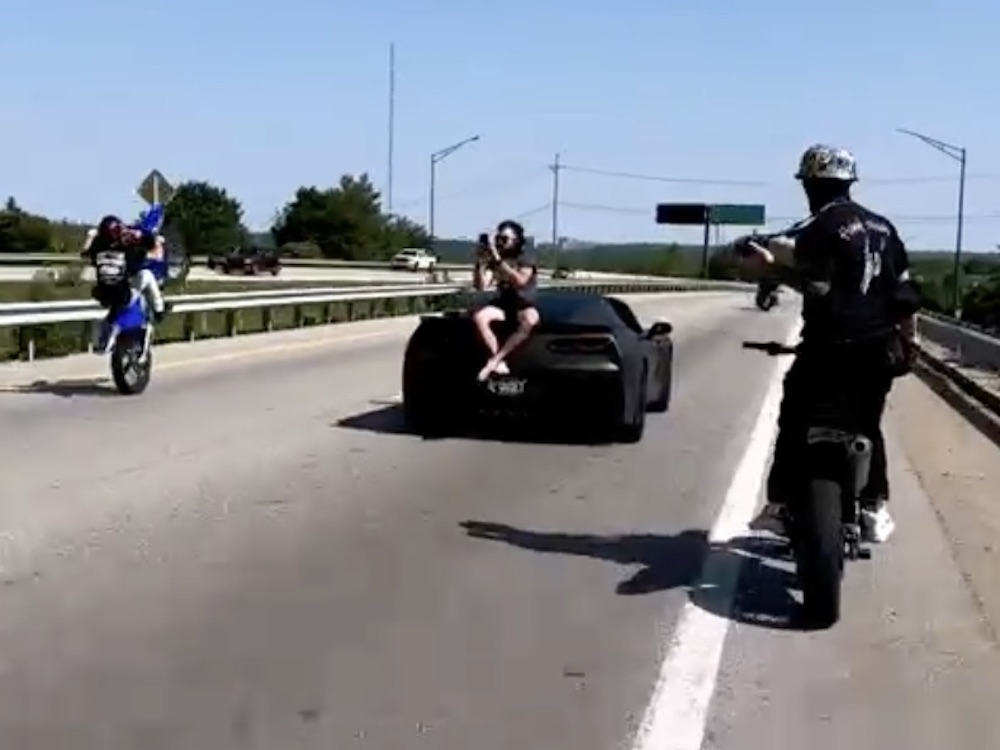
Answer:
[
  {"left": 896, "top": 127, "right": 968, "bottom": 317},
  {"left": 428, "top": 134, "right": 480, "bottom": 246}
]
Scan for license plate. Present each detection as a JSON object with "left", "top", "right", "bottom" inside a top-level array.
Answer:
[{"left": 487, "top": 377, "right": 527, "bottom": 396}]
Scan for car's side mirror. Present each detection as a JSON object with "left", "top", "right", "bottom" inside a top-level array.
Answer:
[{"left": 646, "top": 321, "right": 673, "bottom": 338}]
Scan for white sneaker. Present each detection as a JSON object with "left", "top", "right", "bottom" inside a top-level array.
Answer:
[
  {"left": 750, "top": 503, "right": 789, "bottom": 536},
  {"left": 860, "top": 504, "right": 895, "bottom": 543}
]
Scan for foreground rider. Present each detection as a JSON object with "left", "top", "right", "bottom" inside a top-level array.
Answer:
[
  {"left": 735, "top": 144, "right": 921, "bottom": 544},
  {"left": 471, "top": 220, "right": 540, "bottom": 381},
  {"left": 82, "top": 215, "right": 168, "bottom": 322}
]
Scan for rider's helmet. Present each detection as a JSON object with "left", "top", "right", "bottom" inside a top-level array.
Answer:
[
  {"left": 96, "top": 215, "right": 125, "bottom": 245},
  {"left": 794, "top": 144, "right": 859, "bottom": 183}
]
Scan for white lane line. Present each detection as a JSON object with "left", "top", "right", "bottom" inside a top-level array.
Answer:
[{"left": 629, "top": 321, "right": 800, "bottom": 750}]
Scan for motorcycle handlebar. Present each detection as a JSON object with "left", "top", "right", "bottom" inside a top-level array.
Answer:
[{"left": 742, "top": 340, "right": 798, "bottom": 356}]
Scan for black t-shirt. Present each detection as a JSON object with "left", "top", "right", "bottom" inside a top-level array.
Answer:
[
  {"left": 778, "top": 198, "right": 919, "bottom": 344},
  {"left": 89, "top": 231, "right": 156, "bottom": 285},
  {"left": 492, "top": 250, "right": 538, "bottom": 305}
]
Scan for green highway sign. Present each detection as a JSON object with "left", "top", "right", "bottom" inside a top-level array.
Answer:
[
  {"left": 656, "top": 202, "right": 765, "bottom": 226},
  {"left": 709, "top": 204, "right": 765, "bottom": 226},
  {"left": 655, "top": 203, "right": 708, "bottom": 226},
  {"left": 137, "top": 169, "right": 175, "bottom": 205}
]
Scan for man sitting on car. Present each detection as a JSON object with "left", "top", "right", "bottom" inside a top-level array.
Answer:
[{"left": 472, "top": 219, "right": 540, "bottom": 381}]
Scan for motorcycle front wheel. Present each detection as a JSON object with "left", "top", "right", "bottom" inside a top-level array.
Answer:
[{"left": 111, "top": 334, "right": 152, "bottom": 395}]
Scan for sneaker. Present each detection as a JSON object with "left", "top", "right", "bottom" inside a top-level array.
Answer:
[
  {"left": 860, "top": 503, "right": 895, "bottom": 543},
  {"left": 750, "top": 503, "right": 790, "bottom": 536}
]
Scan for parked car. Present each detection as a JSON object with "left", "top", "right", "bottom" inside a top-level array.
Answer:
[
  {"left": 207, "top": 247, "right": 281, "bottom": 275},
  {"left": 390, "top": 248, "right": 437, "bottom": 272}
]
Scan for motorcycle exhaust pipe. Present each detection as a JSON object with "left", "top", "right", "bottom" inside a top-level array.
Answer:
[{"left": 846, "top": 435, "right": 873, "bottom": 497}]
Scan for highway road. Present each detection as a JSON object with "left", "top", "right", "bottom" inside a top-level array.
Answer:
[{"left": 1, "top": 290, "right": 999, "bottom": 749}]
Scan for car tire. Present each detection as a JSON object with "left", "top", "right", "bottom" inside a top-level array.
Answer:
[
  {"left": 403, "top": 344, "right": 461, "bottom": 437},
  {"left": 647, "top": 350, "right": 672, "bottom": 413},
  {"left": 617, "top": 366, "right": 647, "bottom": 443}
]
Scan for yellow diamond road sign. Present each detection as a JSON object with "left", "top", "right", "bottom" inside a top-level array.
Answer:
[{"left": 137, "top": 169, "right": 175, "bottom": 205}]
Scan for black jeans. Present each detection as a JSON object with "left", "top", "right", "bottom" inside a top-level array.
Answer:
[{"left": 766, "top": 341, "right": 894, "bottom": 508}]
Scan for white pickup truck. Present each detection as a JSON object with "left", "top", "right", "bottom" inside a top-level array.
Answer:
[{"left": 390, "top": 248, "right": 437, "bottom": 272}]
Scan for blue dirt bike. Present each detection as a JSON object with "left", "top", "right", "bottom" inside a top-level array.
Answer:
[{"left": 94, "top": 203, "right": 183, "bottom": 395}]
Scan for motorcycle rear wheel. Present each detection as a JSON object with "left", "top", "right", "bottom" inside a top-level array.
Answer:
[
  {"left": 111, "top": 335, "right": 152, "bottom": 395},
  {"left": 795, "top": 478, "right": 845, "bottom": 628}
]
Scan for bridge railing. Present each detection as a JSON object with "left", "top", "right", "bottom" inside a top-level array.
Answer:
[{"left": 0, "top": 278, "right": 751, "bottom": 362}]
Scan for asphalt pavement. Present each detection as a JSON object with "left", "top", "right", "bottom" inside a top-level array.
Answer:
[{"left": 1, "top": 290, "right": 999, "bottom": 750}]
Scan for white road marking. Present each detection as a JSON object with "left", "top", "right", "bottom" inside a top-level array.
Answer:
[{"left": 629, "top": 321, "right": 801, "bottom": 750}]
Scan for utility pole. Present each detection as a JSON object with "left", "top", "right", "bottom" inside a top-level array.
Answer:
[
  {"left": 386, "top": 43, "right": 396, "bottom": 213},
  {"left": 896, "top": 127, "right": 967, "bottom": 317},
  {"left": 428, "top": 134, "right": 481, "bottom": 245},
  {"left": 549, "top": 152, "right": 561, "bottom": 258}
]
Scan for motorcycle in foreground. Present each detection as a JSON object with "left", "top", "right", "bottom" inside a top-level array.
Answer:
[
  {"left": 93, "top": 203, "right": 180, "bottom": 395},
  {"left": 743, "top": 339, "right": 874, "bottom": 627},
  {"left": 755, "top": 280, "right": 780, "bottom": 311}
]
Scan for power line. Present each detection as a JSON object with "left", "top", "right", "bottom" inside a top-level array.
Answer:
[
  {"left": 560, "top": 164, "right": 767, "bottom": 187},
  {"left": 557, "top": 163, "right": 1000, "bottom": 188},
  {"left": 558, "top": 201, "right": 1000, "bottom": 224},
  {"left": 512, "top": 203, "right": 552, "bottom": 220},
  {"left": 393, "top": 167, "right": 547, "bottom": 211}
]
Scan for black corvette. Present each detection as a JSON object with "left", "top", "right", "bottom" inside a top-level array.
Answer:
[{"left": 401, "top": 289, "right": 674, "bottom": 442}]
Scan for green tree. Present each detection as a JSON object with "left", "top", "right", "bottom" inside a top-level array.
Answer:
[
  {"left": 163, "top": 181, "right": 246, "bottom": 256},
  {"left": 961, "top": 277, "right": 1000, "bottom": 328},
  {"left": 706, "top": 247, "right": 749, "bottom": 280},
  {"left": 0, "top": 197, "right": 53, "bottom": 253},
  {"left": 271, "top": 174, "right": 428, "bottom": 260}
]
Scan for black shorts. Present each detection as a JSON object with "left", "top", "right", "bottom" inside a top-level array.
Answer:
[
  {"left": 91, "top": 281, "right": 131, "bottom": 310},
  {"left": 479, "top": 293, "right": 537, "bottom": 317}
]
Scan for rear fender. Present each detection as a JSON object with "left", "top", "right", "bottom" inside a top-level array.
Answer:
[
  {"left": 404, "top": 317, "right": 481, "bottom": 381},
  {"left": 111, "top": 295, "right": 148, "bottom": 332},
  {"left": 511, "top": 331, "right": 622, "bottom": 372},
  {"left": 805, "top": 428, "right": 872, "bottom": 499}
]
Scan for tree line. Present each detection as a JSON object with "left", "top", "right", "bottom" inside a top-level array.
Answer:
[
  {"left": 3, "top": 175, "right": 999, "bottom": 329},
  {"left": 0, "top": 173, "right": 429, "bottom": 261}
]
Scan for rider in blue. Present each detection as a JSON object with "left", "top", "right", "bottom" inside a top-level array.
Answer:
[{"left": 81, "top": 214, "right": 169, "bottom": 323}]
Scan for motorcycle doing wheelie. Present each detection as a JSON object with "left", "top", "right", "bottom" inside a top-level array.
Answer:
[
  {"left": 743, "top": 339, "right": 874, "bottom": 627},
  {"left": 755, "top": 279, "right": 780, "bottom": 311},
  {"left": 92, "top": 204, "right": 175, "bottom": 395}
]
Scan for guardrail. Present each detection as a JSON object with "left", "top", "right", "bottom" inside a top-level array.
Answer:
[
  {"left": 0, "top": 253, "right": 475, "bottom": 271},
  {"left": 910, "top": 312, "right": 1000, "bottom": 446},
  {"left": 0, "top": 278, "right": 751, "bottom": 362},
  {"left": 916, "top": 313, "right": 1000, "bottom": 370}
]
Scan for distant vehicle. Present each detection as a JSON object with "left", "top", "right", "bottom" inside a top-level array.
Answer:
[
  {"left": 755, "top": 280, "right": 780, "bottom": 311},
  {"left": 207, "top": 247, "right": 281, "bottom": 275},
  {"left": 390, "top": 248, "right": 437, "bottom": 272},
  {"left": 402, "top": 289, "right": 674, "bottom": 442}
]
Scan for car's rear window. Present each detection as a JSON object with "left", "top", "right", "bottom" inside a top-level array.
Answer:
[{"left": 534, "top": 293, "right": 615, "bottom": 325}]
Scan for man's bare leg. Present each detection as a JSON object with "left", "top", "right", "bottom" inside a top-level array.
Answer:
[
  {"left": 473, "top": 305, "right": 506, "bottom": 380},
  {"left": 484, "top": 307, "right": 540, "bottom": 376}
]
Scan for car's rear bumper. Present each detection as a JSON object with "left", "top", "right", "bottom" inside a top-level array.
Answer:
[{"left": 470, "top": 370, "right": 625, "bottom": 421}]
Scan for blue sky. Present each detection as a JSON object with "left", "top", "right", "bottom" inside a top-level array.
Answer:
[{"left": 4, "top": 0, "right": 999, "bottom": 251}]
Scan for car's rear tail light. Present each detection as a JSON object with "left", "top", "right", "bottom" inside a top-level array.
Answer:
[{"left": 546, "top": 336, "right": 615, "bottom": 355}]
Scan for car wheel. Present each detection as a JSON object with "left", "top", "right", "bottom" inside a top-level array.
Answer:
[
  {"left": 647, "top": 350, "right": 672, "bottom": 413},
  {"left": 617, "top": 366, "right": 647, "bottom": 443},
  {"left": 403, "top": 347, "right": 460, "bottom": 437}
]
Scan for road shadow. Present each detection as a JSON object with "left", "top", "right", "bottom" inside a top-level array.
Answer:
[
  {"left": 336, "top": 404, "right": 615, "bottom": 446},
  {"left": 459, "top": 520, "right": 812, "bottom": 631},
  {"left": 0, "top": 377, "right": 119, "bottom": 398}
]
